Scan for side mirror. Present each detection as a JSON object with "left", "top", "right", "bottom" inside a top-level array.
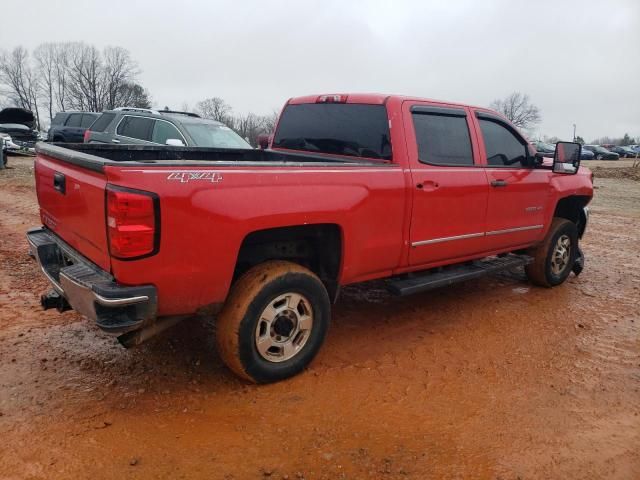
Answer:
[
  {"left": 553, "top": 141, "right": 581, "bottom": 174},
  {"left": 257, "top": 134, "right": 270, "bottom": 150},
  {"left": 165, "top": 138, "right": 185, "bottom": 147}
]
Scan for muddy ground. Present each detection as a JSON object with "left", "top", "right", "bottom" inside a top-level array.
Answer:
[{"left": 0, "top": 156, "right": 638, "bottom": 479}]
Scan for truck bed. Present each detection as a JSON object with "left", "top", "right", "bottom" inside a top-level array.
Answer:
[{"left": 39, "top": 142, "right": 392, "bottom": 172}]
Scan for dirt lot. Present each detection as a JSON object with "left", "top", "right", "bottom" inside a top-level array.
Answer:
[{"left": 1, "top": 156, "right": 638, "bottom": 479}]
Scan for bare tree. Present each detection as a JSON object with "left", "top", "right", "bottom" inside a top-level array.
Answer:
[
  {"left": 34, "top": 44, "right": 55, "bottom": 123},
  {"left": 53, "top": 44, "right": 70, "bottom": 112},
  {"left": 0, "top": 47, "right": 41, "bottom": 128},
  {"left": 231, "top": 112, "right": 276, "bottom": 147},
  {"left": 262, "top": 110, "right": 280, "bottom": 134},
  {"left": 195, "top": 97, "right": 233, "bottom": 123},
  {"left": 102, "top": 46, "right": 139, "bottom": 109},
  {"left": 490, "top": 92, "right": 541, "bottom": 130}
]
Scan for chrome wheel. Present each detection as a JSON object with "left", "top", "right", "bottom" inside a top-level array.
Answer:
[
  {"left": 254, "top": 292, "right": 313, "bottom": 363},
  {"left": 551, "top": 234, "right": 571, "bottom": 276}
]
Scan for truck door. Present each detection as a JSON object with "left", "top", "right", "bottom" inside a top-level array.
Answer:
[
  {"left": 472, "top": 110, "right": 550, "bottom": 251},
  {"left": 405, "top": 102, "right": 489, "bottom": 267}
]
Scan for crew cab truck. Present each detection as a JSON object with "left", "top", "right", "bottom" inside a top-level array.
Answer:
[{"left": 28, "top": 93, "right": 593, "bottom": 383}]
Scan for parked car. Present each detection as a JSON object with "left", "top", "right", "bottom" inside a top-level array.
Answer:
[
  {"left": 28, "top": 93, "right": 593, "bottom": 383},
  {"left": 582, "top": 145, "right": 619, "bottom": 160},
  {"left": 0, "top": 135, "right": 7, "bottom": 168},
  {"left": 48, "top": 111, "right": 100, "bottom": 143},
  {"left": 0, "top": 107, "right": 38, "bottom": 155},
  {"left": 84, "top": 107, "right": 251, "bottom": 148},
  {"left": 579, "top": 147, "right": 595, "bottom": 160},
  {"left": 532, "top": 141, "right": 555, "bottom": 157},
  {"left": 609, "top": 146, "right": 637, "bottom": 158}
]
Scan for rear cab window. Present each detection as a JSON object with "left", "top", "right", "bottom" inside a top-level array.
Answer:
[{"left": 273, "top": 103, "right": 392, "bottom": 160}]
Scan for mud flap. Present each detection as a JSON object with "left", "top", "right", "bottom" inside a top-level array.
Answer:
[{"left": 572, "top": 246, "right": 584, "bottom": 276}]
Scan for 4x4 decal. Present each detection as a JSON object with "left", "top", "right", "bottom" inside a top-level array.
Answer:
[{"left": 167, "top": 171, "right": 223, "bottom": 183}]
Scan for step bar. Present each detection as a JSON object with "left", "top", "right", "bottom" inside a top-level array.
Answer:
[{"left": 387, "top": 254, "right": 532, "bottom": 296}]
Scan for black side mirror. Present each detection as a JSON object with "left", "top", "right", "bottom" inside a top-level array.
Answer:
[{"left": 553, "top": 141, "right": 581, "bottom": 174}]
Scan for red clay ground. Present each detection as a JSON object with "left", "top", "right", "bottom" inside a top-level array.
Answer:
[{"left": 0, "top": 156, "right": 638, "bottom": 479}]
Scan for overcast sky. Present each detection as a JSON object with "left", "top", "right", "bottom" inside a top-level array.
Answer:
[{"left": 2, "top": 0, "right": 638, "bottom": 141}]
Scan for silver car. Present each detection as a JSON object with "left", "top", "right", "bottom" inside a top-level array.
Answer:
[{"left": 84, "top": 107, "right": 251, "bottom": 149}]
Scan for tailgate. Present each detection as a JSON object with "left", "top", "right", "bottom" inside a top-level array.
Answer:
[{"left": 35, "top": 153, "right": 111, "bottom": 271}]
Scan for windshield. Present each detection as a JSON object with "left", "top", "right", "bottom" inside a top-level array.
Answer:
[
  {"left": 595, "top": 146, "right": 609, "bottom": 153},
  {"left": 182, "top": 123, "right": 251, "bottom": 149}
]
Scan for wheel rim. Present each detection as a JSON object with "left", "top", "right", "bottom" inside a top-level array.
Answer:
[
  {"left": 551, "top": 234, "right": 571, "bottom": 276},
  {"left": 254, "top": 292, "right": 313, "bottom": 363}
]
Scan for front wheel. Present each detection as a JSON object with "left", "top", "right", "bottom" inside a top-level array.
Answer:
[
  {"left": 215, "top": 261, "right": 330, "bottom": 383},
  {"left": 526, "top": 218, "right": 578, "bottom": 287}
]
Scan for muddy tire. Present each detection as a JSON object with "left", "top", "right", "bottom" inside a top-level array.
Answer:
[
  {"left": 215, "top": 261, "right": 330, "bottom": 383},
  {"left": 526, "top": 218, "right": 578, "bottom": 287}
]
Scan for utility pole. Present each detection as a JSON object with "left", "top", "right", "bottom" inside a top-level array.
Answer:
[{"left": 573, "top": 124, "right": 576, "bottom": 142}]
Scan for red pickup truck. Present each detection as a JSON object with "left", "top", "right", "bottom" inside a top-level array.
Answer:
[{"left": 28, "top": 93, "right": 593, "bottom": 383}]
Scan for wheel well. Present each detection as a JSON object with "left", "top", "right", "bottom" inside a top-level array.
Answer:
[
  {"left": 234, "top": 224, "right": 342, "bottom": 300},
  {"left": 553, "top": 195, "right": 590, "bottom": 237}
]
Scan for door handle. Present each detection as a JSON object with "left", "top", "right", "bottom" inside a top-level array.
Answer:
[
  {"left": 490, "top": 179, "right": 508, "bottom": 187},
  {"left": 416, "top": 180, "right": 439, "bottom": 191},
  {"left": 111, "top": 138, "right": 120, "bottom": 144}
]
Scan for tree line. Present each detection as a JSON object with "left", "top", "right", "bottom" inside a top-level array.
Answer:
[{"left": 0, "top": 43, "right": 150, "bottom": 129}]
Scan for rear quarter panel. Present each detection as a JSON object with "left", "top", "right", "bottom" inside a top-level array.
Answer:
[{"left": 105, "top": 164, "right": 407, "bottom": 316}]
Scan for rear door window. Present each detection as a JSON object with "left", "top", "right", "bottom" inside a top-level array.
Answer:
[
  {"left": 80, "top": 114, "right": 98, "bottom": 128},
  {"left": 273, "top": 103, "right": 392, "bottom": 160},
  {"left": 478, "top": 118, "right": 530, "bottom": 168},
  {"left": 411, "top": 109, "right": 474, "bottom": 166},
  {"left": 64, "top": 114, "right": 82, "bottom": 127},
  {"left": 151, "top": 120, "right": 184, "bottom": 145},
  {"left": 116, "top": 115, "right": 154, "bottom": 141},
  {"left": 89, "top": 113, "right": 116, "bottom": 132}
]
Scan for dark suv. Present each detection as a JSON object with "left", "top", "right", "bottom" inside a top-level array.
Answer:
[
  {"left": 48, "top": 111, "right": 100, "bottom": 142},
  {"left": 84, "top": 108, "right": 251, "bottom": 148}
]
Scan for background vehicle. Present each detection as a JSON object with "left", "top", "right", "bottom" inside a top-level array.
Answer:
[
  {"left": 531, "top": 141, "right": 555, "bottom": 157},
  {"left": 28, "top": 93, "right": 593, "bottom": 383},
  {"left": 582, "top": 145, "right": 619, "bottom": 160},
  {"left": 579, "top": 147, "right": 595, "bottom": 160},
  {"left": 0, "top": 107, "right": 38, "bottom": 155},
  {"left": 48, "top": 111, "right": 100, "bottom": 143},
  {"left": 84, "top": 107, "right": 251, "bottom": 148},
  {"left": 609, "top": 146, "right": 637, "bottom": 158}
]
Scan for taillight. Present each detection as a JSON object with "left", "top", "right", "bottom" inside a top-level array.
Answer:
[
  {"left": 106, "top": 186, "right": 159, "bottom": 259},
  {"left": 83, "top": 130, "right": 91, "bottom": 143}
]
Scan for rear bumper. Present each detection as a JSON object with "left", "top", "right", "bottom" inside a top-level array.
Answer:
[{"left": 27, "top": 227, "right": 157, "bottom": 334}]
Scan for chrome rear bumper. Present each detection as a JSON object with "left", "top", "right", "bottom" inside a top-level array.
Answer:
[{"left": 27, "top": 227, "right": 157, "bottom": 334}]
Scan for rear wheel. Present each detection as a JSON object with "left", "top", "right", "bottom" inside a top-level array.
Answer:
[
  {"left": 215, "top": 261, "right": 330, "bottom": 383},
  {"left": 526, "top": 218, "right": 578, "bottom": 287}
]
